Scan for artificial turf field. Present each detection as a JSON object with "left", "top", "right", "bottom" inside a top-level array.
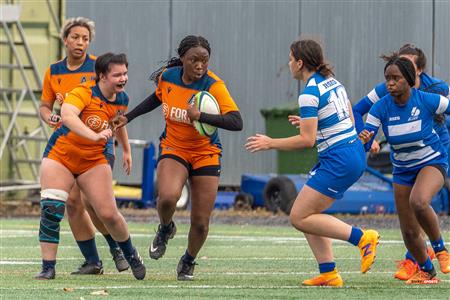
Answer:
[{"left": 0, "top": 218, "right": 449, "bottom": 299}]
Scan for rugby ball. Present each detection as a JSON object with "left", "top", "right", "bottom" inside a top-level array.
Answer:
[{"left": 192, "top": 91, "right": 220, "bottom": 137}]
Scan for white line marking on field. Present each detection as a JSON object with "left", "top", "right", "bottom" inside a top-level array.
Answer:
[{"left": 0, "top": 280, "right": 449, "bottom": 291}]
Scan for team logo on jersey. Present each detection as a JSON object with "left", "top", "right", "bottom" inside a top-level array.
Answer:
[
  {"left": 162, "top": 103, "right": 169, "bottom": 119},
  {"left": 167, "top": 87, "right": 172, "bottom": 94},
  {"left": 408, "top": 106, "right": 420, "bottom": 121},
  {"left": 57, "top": 78, "right": 61, "bottom": 85},
  {"left": 85, "top": 115, "right": 108, "bottom": 131},
  {"left": 168, "top": 105, "right": 191, "bottom": 124},
  {"left": 80, "top": 76, "right": 87, "bottom": 83}
]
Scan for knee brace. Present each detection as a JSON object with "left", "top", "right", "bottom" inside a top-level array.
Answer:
[{"left": 39, "top": 189, "right": 68, "bottom": 244}]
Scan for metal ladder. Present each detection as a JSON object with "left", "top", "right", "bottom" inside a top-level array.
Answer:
[{"left": 0, "top": 4, "right": 49, "bottom": 186}]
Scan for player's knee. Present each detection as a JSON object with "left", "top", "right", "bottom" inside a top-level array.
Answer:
[
  {"left": 158, "top": 190, "right": 182, "bottom": 206},
  {"left": 289, "top": 210, "right": 305, "bottom": 231},
  {"left": 65, "top": 195, "right": 85, "bottom": 219},
  {"left": 402, "top": 228, "right": 421, "bottom": 243},
  {"left": 190, "top": 221, "right": 209, "bottom": 237},
  {"left": 409, "top": 194, "right": 430, "bottom": 212},
  {"left": 96, "top": 208, "right": 120, "bottom": 226},
  {"left": 39, "top": 189, "right": 68, "bottom": 244}
]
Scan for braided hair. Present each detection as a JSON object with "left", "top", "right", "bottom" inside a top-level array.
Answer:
[
  {"left": 384, "top": 56, "right": 416, "bottom": 87},
  {"left": 149, "top": 35, "right": 211, "bottom": 84}
]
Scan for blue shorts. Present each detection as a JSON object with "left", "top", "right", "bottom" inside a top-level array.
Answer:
[
  {"left": 393, "top": 163, "right": 447, "bottom": 186},
  {"left": 306, "top": 139, "right": 366, "bottom": 199}
]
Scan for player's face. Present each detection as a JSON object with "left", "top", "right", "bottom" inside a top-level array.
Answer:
[
  {"left": 288, "top": 51, "right": 302, "bottom": 79},
  {"left": 385, "top": 65, "right": 410, "bottom": 97},
  {"left": 64, "top": 26, "right": 90, "bottom": 59},
  {"left": 181, "top": 46, "right": 209, "bottom": 83},
  {"left": 101, "top": 63, "right": 128, "bottom": 94}
]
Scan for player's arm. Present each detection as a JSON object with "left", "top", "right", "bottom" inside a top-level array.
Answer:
[
  {"left": 112, "top": 93, "right": 161, "bottom": 128},
  {"left": 40, "top": 68, "right": 61, "bottom": 127},
  {"left": 115, "top": 126, "right": 132, "bottom": 175}
]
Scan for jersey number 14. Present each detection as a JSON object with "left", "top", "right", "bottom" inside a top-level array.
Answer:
[{"left": 328, "top": 87, "right": 349, "bottom": 121}]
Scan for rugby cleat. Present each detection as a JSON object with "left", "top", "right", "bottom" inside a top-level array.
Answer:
[
  {"left": 35, "top": 267, "right": 55, "bottom": 280},
  {"left": 405, "top": 268, "right": 439, "bottom": 285},
  {"left": 177, "top": 257, "right": 196, "bottom": 281},
  {"left": 435, "top": 250, "right": 450, "bottom": 274},
  {"left": 129, "top": 248, "right": 146, "bottom": 280},
  {"left": 394, "top": 247, "right": 436, "bottom": 281},
  {"left": 149, "top": 221, "right": 177, "bottom": 260},
  {"left": 110, "top": 247, "right": 129, "bottom": 272},
  {"left": 301, "top": 269, "right": 344, "bottom": 287},
  {"left": 394, "top": 259, "right": 418, "bottom": 281},
  {"left": 71, "top": 261, "right": 104, "bottom": 275},
  {"left": 358, "top": 229, "right": 380, "bottom": 273}
]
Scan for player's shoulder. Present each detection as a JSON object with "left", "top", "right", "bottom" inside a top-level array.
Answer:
[
  {"left": 49, "top": 58, "right": 67, "bottom": 75},
  {"left": 115, "top": 91, "right": 129, "bottom": 106}
]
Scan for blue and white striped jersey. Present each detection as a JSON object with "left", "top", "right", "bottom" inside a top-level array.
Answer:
[
  {"left": 365, "top": 89, "right": 450, "bottom": 171},
  {"left": 298, "top": 73, "right": 356, "bottom": 154}
]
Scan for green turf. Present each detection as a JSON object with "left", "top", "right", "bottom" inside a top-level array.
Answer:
[{"left": 0, "top": 218, "right": 449, "bottom": 299}]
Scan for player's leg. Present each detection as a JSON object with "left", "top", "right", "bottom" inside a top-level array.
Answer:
[
  {"left": 66, "top": 184, "right": 103, "bottom": 275},
  {"left": 149, "top": 156, "right": 188, "bottom": 260},
  {"left": 82, "top": 196, "right": 129, "bottom": 272},
  {"left": 177, "top": 171, "right": 219, "bottom": 281},
  {"left": 36, "top": 158, "right": 74, "bottom": 279},
  {"left": 408, "top": 166, "right": 449, "bottom": 281},
  {"left": 77, "top": 164, "right": 145, "bottom": 280},
  {"left": 301, "top": 233, "right": 343, "bottom": 287}
]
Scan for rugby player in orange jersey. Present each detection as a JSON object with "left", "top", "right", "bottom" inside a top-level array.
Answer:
[
  {"left": 113, "top": 35, "right": 243, "bottom": 280},
  {"left": 36, "top": 53, "right": 145, "bottom": 280},
  {"left": 39, "top": 17, "right": 129, "bottom": 276}
]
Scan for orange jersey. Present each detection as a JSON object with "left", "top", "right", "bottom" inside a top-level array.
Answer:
[
  {"left": 155, "top": 67, "right": 239, "bottom": 154},
  {"left": 41, "top": 54, "right": 96, "bottom": 106},
  {"left": 43, "top": 83, "right": 128, "bottom": 174}
]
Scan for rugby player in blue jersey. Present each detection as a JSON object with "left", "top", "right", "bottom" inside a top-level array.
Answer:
[
  {"left": 246, "top": 39, "right": 380, "bottom": 287},
  {"left": 360, "top": 56, "right": 450, "bottom": 284},
  {"left": 354, "top": 44, "right": 449, "bottom": 280}
]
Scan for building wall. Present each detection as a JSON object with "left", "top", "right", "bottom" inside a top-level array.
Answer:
[{"left": 65, "top": 0, "right": 450, "bottom": 185}]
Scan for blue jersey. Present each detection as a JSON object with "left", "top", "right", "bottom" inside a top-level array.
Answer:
[
  {"left": 353, "top": 72, "right": 450, "bottom": 133},
  {"left": 298, "top": 73, "right": 356, "bottom": 154},
  {"left": 364, "top": 89, "right": 450, "bottom": 172}
]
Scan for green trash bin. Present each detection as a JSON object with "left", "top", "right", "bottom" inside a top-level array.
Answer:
[{"left": 260, "top": 101, "right": 318, "bottom": 174}]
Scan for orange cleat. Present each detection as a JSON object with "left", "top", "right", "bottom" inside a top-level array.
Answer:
[
  {"left": 394, "top": 259, "right": 418, "bottom": 281},
  {"left": 405, "top": 269, "right": 439, "bottom": 285},
  {"left": 435, "top": 250, "right": 450, "bottom": 274},
  {"left": 358, "top": 229, "right": 380, "bottom": 273},
  {"left": 302, "top": 269, "right": 344, "bottom": 287},
  {"left": 427, "top": 246, "right": 436, "bottom": 260}
]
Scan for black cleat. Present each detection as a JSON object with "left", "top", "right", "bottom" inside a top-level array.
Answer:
[
  {"left": 111, "top": 247, "right": 129, "bottom": 272},
  {"left": 177, "top": 257, "right": 196, "bottom": 281},
  {"left": 35, "top": 267, "right": 55, "bottom": 280},
  {"left": 71, "top": 261, "right": 104, "bottom": 275},
  {"left": 149, "top": 221, "right": 177, "bottom": 260},
  {"left": 129, "top": 248, "right": 146, "bottom": 280}
]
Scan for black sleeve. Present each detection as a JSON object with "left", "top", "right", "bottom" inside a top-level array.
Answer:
[
  {"left": 198, "top": 110, "right": 243, "bottom": 131},
  {"left": 125, "top": 92, "right": 161, "bottom": 123}
]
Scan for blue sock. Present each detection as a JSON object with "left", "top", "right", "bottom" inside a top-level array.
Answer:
[
  {"left": 117, "top": 237, "right": 135, "bottom": 261},
  {"left": 76, "top": 238, "right": 100, "bottom": 265},
  {"left": 430, "top": 237, "right": 445, "bottom": 253},
  {"left": 348, "top": 227, "right": 364, "bottom": 246},
  {"left": 42, "top": 259, "right": 56, "bottom": 269},
  {"left": 103, "top": 234, "right": 119, "bottom": 251},
  {"left": 418, "top": 257, "right": 434, "bottom": 272},
  {"left": 405, "top": 250, "right": 417, "bottom": 263},
  {"left": 182, "top": 250, "right": 195, "bottom": 265},
  {"left": 319, "top": 262, "right": 336, "bottom": 274}
]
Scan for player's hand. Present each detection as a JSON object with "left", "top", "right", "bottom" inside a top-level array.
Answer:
[
  {"left": 370, "top": 140, "right": 380, "bottom": 154},
  {"left": 122, "top": 151, "right": 132, "bottom": 175},
  {"left": 288, "top": 115, "right": 301, "bottom": 128},
  {"left": 55, "top": 93, "right": 64, "bottom": 105},
  {"left": 96, "top": 129, "right": 112, "bottom": 141},
  {"left": 245, "top": 134, "right": 273, "bottom": 153},
  {"left": 110, "top": 114, "right": 128, "bottom": 130},
  {"left": 47, "top": 113, "right": 61, "bottom": 127},
  {"left": 187, "top": 102, "right": 201, "bottom": 121},
  {"left": 358, "top": 130, "right": 374, "bottom": 144}
]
